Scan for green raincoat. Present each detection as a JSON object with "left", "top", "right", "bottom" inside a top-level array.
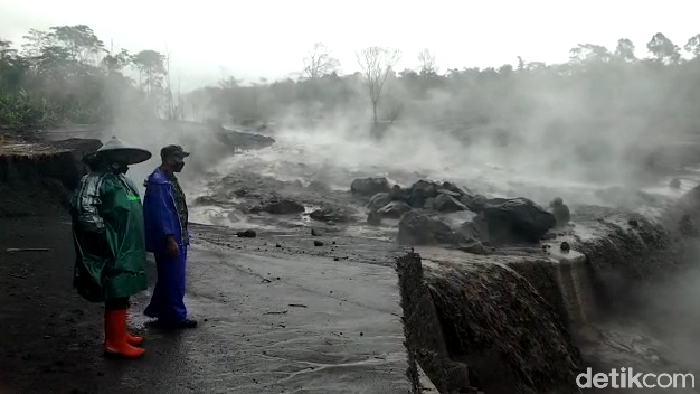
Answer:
[{"left": 70, "top": 170, "right": 149, "bottom": 302}]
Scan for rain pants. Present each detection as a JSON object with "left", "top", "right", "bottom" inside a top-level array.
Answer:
[
  {"left": 70, "top": 171, "right": 149, "bottom": 302},
  {"left": 142, "top": 168, "right": 189, "bottom": 324}
]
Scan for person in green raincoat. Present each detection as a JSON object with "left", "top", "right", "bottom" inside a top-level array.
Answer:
[{"left": 69, "top": 136, "right": 152, "bottom": 359}]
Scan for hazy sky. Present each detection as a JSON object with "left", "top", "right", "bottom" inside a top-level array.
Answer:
[{"left": 1, "top": 0, "right": 698, "bottom": 89}]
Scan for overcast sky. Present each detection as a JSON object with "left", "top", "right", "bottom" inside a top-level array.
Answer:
[{"left": 1, "top": 0, "right": 698, "bottom": 89}]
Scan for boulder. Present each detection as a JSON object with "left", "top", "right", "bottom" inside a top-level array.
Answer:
[
  {"left": 310, "top": 206, "right": 356, "bottom": 223},
  {"left": 398, "top": 211, "right": 465, "bottom": 245},
  {"left": 250, "top": 198, "right": 305, "bottom": 215},
  {"left": 367, "top": 209, "right": 382, "bottom": 226},
  {"left": 458, "top": 219, "right": 488, "bottom": 242},
  {"left": 404, "top": 180, "right": 436, "bottom": 208},
  {"left": 436, "top": 189, "right": 461, "bottom": 198},
  {"left": 368, "top": 193, "right": 392, "bottom": 211},
  {"left": 441, "top": 180, "right": 471, "bottom": 196},
  {"left": 388, "top": 184, "right": 409, "bottom": 201},
  {"left": 433, "top": 194, "right": 467, "bottom": 213},
  {"left": 193, "top": 195, "right": 229, "bottom": 206},
  {"left": 396, "top": 179, "right": 474, "bottom": 209},
  {"left": 308, "top": 179, "right": 330, "bottom": 192},
  {"left": 378, "top": 201, "right": 412, "bottom": 218},
  {"left": 481, "top": 198, "right": 556, "bottom": 244},
  {"left": 452, "top": 239, "right": 488, "bottom": 254},
  {"left": 350, "top": 177, "right": 390, "bottom": 197},
  {"left": 465, "top": 195, "right": 512, "bottom": 214}
]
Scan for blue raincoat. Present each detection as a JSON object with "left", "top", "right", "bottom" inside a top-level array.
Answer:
[{"left": 142, "top": 167, "right": 189, "bottom": 324}]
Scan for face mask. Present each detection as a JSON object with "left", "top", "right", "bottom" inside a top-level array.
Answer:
[
  {"left": 172, "top": 159, "right": 185, "bottom": 173},
  {"left": 111, "top": 162, "right": 129, "bottom": 174}
]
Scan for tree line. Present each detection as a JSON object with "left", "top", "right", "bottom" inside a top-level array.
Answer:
[
  {"left": 3, "top": 26, "right": 700, "bottom": 138},
  {"left": 186, "top": 32, "right": 700, "bottom": 140},
  {"left": 0, "top": 25, "right": 176, "bottom": 130}
]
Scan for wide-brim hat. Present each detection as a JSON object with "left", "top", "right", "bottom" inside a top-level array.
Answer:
[{"left": 94, "top": 136, "right": 152, "bottom": 165}]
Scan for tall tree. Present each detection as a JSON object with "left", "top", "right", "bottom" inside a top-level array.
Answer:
[
  {"left": 302, "top": 42, "right": 340, "bottom": 79},
  {"left": 356, "top": 46, "right": 402, "bottom": 126},
  {"left": 131, "top": 49, "right": 166, "bottom": 93},
  {"left": 417, "top": 48, "right": 437, "bottom": 76},
  {"left": 614, "top": 38, "right": 636, "bottom": 63},
  {"left": 49, "top": 25, "right": 104, "bottom": 65},
  {"left": 647, "top": 32, "right": 680, "bottom": 64},
  {"left": 569, "top": 44, "right": 610, "bottom": 64},
  {"left": 684, "top": 34, "right": 700, "bottom": 58}
]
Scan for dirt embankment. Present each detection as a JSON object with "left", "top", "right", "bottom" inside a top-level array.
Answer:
[
  {"left": 0, "top": 138, "right": 101, "bottom": 217},
  {"left": 397, "top": 187, "right": 700, "bottom": 394}
]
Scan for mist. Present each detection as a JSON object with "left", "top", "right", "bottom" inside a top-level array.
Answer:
[
  {"left": 3, "top": 23, "right": 696, "bottom": 209},
  {"left": 169, "top": 36, "right": 700, "bottom": 213}
]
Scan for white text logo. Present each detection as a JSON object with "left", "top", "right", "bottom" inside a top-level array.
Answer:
[{"left": 577, "top": 368, "right": 694, "bottom": 389}]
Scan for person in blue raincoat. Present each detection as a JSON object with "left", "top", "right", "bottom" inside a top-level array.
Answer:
[{"left": 143, "top": 145, "right": 198, "bottom": 328}]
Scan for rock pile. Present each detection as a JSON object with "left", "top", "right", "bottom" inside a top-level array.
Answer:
[
  {"left": 351, "top": 177, "right": 559, "bottom": 249},
  {"left": 249, "top": 197, "right": 305, "bottom": 215}
]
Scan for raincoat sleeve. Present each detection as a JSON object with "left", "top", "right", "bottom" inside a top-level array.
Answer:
[
  {"left": 71, "top": 173, "right": 106, "bottom": 233},
  {"left": 143, "top": 170, "right": 180, "bottom": 253},
  {"left": 70, "top": 173, "right": 110, "bottom": 256}
]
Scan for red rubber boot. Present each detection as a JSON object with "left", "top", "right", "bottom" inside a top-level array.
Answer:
[
  {"left": 104, "top": 309, "right": 145, "bottom": 358},
  {"left": 124, "top": 310, "right": 144, "bottom": 346},
  {"left": 126, "top": 332, "right": 144, "bottom": 346}
]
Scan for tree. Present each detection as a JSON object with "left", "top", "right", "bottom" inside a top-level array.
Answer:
[
  {"left": 131, "top": 49, "right": 166, "bottom": 93},
  {"left": 647, "top": 32, "right": 680, "bottom": 64},
  {"left": 49, "top": 25, "right": 104, "bottom": 65},
  {"left": 355, "top": 46, "right": 402, "bottom": 126},
  {"left": 102, "top": 48, "right": 131, "bottom": 74},
  {"left": 614, "top": 38, "right": 636, "bottom": 63},
  {"left": 417, "top": 48, "right": 437, "bottom": 75},
  {"left": 498, "top": 64, "right": 513, "bottom": 74},
  {"left": 0, "top": 39, "right": 28, "bottom": 92},
  {"left": 569, "top": 44, "right": 611, "bottom": 64},
  {"left": 0, "top": 24, "right": 170, "bottom": 129},
  {"left": 302, "top": 42, "right": 340, "bottom": 79},
  {"left": 20, "top": 29, "right": 52, "bottom": 58},
  {"left": 684, "top": 34, "right": 700, "bottom": 58}
]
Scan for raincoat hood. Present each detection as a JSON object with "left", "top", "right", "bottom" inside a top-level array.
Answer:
[{"left": 94, "top": 136, "right": 152, "bottom": 165}]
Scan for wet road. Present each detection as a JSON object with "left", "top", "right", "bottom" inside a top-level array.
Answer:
[
  {"left": 114, "top": 227, "right": 411, "bottom": 394},
  {"left": 0, "top": 217, "right": 411, "bottom": 394}
]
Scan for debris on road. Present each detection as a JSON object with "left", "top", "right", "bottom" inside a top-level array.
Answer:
[
  {"left": 263, "top": 310, "right": 288, "bottom": 315},
  {"left": 236, "top": 230, "right": 256, "bottom": 238},
  {"left": 6, "top": 247, "right": 50, "bottom": 253}
]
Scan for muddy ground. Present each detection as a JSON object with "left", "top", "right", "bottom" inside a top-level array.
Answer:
[{"left": 0, "top": 215, "right": 413, "bottom": 394}]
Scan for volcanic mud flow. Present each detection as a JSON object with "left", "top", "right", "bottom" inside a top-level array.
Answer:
[
  {"left": 188, "top": 162, "right": 700, "bottom": 393},
  {"left": 181, "top": 128, "right": 700, "bottom": 393}
]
